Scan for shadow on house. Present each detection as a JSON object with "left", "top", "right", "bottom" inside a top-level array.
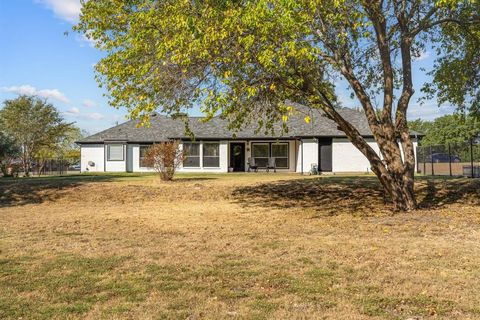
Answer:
[
  {"left": 0, "top": 174, "right": 128, "bottom": 208},
  {"left": 232, "top": 176, "right": 480, "bottom": 215},
  {"left": 232, "top": 176, "right": 389, "bottom": 215}
]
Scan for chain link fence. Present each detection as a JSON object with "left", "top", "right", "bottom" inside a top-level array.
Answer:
[{"left": 416, "top": 139, "right": 480, "bottom": 177}]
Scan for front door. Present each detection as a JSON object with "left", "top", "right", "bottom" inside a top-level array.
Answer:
[
  {"left": 318, "top": 138, "right": 332, "bottom": 172},
  {"left": 229, "top": 143, "right": 245, "bottom": 172}
]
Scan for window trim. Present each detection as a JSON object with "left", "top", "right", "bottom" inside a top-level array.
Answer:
[
  {"left": 202, "top": 142, "right": 221, "bottom": 168},
  {"left": 182, "top": 142, "right": 201, "bottom": 168},
  {"left": 107, "top": 144, "right": 124, "bottom": 161},
  {"left": 251, "top": 142, "right": 289, "bottom": 169}
]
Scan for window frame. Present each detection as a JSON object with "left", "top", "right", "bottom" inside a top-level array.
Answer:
[
  {"left": 202, "top": 142, "right": 220, "bottom": 168},
  {"left": 107, "top": 144, "right": 124, "bottom": 161},
  {"left": 271, "top": 142, "right": 289, "bottom": 169},
  {"left": 251, "top": 142, "right": 289, "bottom": 169},
  {"left": 182, "top": 142, "right": 201, "bottom": 168},
  {"left": 139, "top": 145, "right": 151, "bottom": 168}
]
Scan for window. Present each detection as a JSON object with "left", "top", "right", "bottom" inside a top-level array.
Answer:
[
  {"left": 107, "top": 144, "right": 124, "bottom": 161},
  {"left": 203, "top": 143, "right": 220, "bottom": 167},
  {"left": 251, "top": 143, "right": 269, "bottom": 167},
  {"left": 251, "top": 142, "right": 289, "bottom": 168},
  {"left": 183, "top": 142, "right": 200, "bottom": 167},
  {"left": 271, "top": 143, "right": 288, "bottom": 168},
  {"left": 139, "top": 145, "right": 150, "bottom": 167}
]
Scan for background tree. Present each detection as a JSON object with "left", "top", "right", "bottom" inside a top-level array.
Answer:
[
  {"left": 422, "top": 2, "right": 480, "bottom": 118},
  {"left": 76, "top": 0, "right": 479, "bottom": 211},
  {"left": 144, "top": 141, "right": 184, "bottom": 181},
  {"left": 0, "top": 131, "right": 21, "bottom": 177},
  {"left": 410, "top": 114, "right": 480, "bottom": 146},
  {"left": 56, "top": 127, "right": 86, "bottom": 165},
  {"left": 0, "top": 95, "right": 73, "bottom": 176}
]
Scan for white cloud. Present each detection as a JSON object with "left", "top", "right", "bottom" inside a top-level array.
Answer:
[
  {"left": 63, "top": 109, "right": 106, "bottom": 121},
  {"left": 82, "top": 99, "right": 97, "bottom": 108},
  {"left": 1, "top": 84, "right": 37, "bottom": 95},
  {"left": 88, "top": 112, "right": 105, "bottom": 120},
  {"left": 65, "top": 107, "right": 80, "bottom": 115},
  {"left": 407, "top": 102, "right": 456, "bottom": 121},
  {"left": 1, "top": 85, "right": 69, "bottom": 103},
  {"left": 36, "top": 0, "right": 81, "bottom": 23},
  {"left": 414, "top": 50, "right": 430, "bottom": 61}
]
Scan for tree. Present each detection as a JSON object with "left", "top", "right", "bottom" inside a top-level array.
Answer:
[
  {"left": 144, "top": 141, "right": 184, "bottom": 181},
  {"left": 409, "top": 114, "right": 479, "bottom": 146},
  {"left": 76, "top": 0, "right": 479, "bottom": 211},
  {"left": 0, "top": 96, "right": 73, "bottom": 176},
  {"left": 0, "top": 131, "right": 21, "bottom": 177},
  {"left": 422, "top": 2, "right": 480, "bottom": 118},
  {"left": 56, "top": 127, "right": 85, "bottom": 165}
]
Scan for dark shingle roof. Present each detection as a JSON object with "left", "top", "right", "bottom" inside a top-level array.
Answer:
[{"left": 77, "top": 105, "right": 420, "bottom": 143}]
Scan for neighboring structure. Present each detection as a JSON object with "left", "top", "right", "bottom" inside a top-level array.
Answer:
[{"left": 77, "top": 106, "right": 420, "bottom": 174}]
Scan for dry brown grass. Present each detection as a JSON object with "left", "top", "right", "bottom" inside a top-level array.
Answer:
[{"left": 0, "top": 173, "right": 479, "bottom": 319}]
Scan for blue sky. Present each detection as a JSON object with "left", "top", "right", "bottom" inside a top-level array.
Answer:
[{"left": 0, "top": 0, "right": 456, "bottom": 134}]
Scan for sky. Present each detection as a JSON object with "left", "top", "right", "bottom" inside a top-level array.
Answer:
[{"left": 0, "top": 0, "right": 457, "bottom": 135}]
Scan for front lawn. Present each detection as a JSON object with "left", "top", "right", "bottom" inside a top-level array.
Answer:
[{"left": 0, "top": 174, "right": 479, "bottom": 319}]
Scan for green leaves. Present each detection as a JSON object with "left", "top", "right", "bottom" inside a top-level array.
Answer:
[
  {"left": 0, "top": 95, "right": 74, "bottom": 174},
  {"left": 75, "top": 0, "right": 479, "bottom": 133},
  {"left": 409, "top": 115, "right": 480, "bottom": 146}
]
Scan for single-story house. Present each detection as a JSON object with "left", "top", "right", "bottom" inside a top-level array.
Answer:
[{"left": 76, "top": 106, "right": 420, "bottom": 174}]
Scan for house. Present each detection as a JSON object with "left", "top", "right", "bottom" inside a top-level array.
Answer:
[{"left": 76, "top": 105, "right": 420, "bottom": 174}]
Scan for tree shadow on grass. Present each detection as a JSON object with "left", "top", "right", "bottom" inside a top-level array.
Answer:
[
  {"left": 232, "top": 176, "right": 480, "bottom": 215},
  {"left": 232, "top": 176, "right": 390, "bottom": 216},
  {"left": 0, "top": 174, "right": 130, "bottom": 208},
  {"left": 416, "top": 177, "right": 480, "bottom": 209}
]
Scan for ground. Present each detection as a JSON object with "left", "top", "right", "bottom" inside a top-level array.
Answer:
[{"left": 0, "top": 173, "right": 479, "bottom": 320}]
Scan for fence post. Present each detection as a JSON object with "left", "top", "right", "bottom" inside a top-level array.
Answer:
[
  {"left": 430, "top": 145, "right": 434, "bottom": 176},
  {"left": 471, "top": 138, "right": 475, "bottom": 178},
  {"left": 448, "top": 143, "right": 452, "bottom": 177},
  {"left": 423, "top": 147, "right": 426, "bottom": 175}
]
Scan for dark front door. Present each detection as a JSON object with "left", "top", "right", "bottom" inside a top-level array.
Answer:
[
  {"left": 230, "top": 143, "right": 245, "bottom": 172},
  {"left": 318, "top": 138, "right": 332, "bottom": 172}
]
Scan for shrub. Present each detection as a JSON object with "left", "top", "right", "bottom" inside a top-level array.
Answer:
[{"left": 144, "top": 141, "right": 183, "bottom": 181}]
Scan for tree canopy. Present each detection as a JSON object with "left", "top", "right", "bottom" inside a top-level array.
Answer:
[
  {"left": 409, "top": 114, "right": 480, "bottom": 146},
  {"left": 76, "top": 0, "right": 480, "bottom": 211},
  {"left": 0, "top": 96, "right": 74, "bottom": 175},
  {"left": 422, "top": 2, "right": 480, "bottom": 118}
]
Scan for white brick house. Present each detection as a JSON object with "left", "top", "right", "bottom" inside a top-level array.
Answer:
[{"left": 77, "top": 106, "right": 420, "bottom": 174}]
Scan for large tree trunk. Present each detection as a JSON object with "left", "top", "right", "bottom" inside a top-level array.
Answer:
[
  {"left": 368, "top": 142, "right": 417, "bottom": 211},
  {"left": 349, "top": 131, "right": 417, "bottom": 212},
  {"left": 309, "top": 82, "right": 418, "bottom": 212}
]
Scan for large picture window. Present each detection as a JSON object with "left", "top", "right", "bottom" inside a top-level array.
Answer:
[
  {"left": 271, "top": 143, "right": 289, "bottom": 168},
  {"left": 139, "top": 145, "right": 150, "bottom": 167},
  {"left": 251, "top": 143, "right": 270, "bottom": 167},
  {"left": 251, "top": 142, "right": 289, "bottom": 169},
  {"left": 107, "top": 144, "right": 124, "bottom": 161},
  {"left": 183, "top": 142, "right": 200, "bottom": 167},
  {"left": 203, "top": 142, "right": 220, "bottom": 167}
]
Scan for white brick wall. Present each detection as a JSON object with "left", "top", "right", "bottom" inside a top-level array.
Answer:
[{"left": 80, "top": 144, "right": 105, "bottom": 172}]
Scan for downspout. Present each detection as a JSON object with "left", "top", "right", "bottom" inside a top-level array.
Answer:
[
  {"left": 104, "top": 144, "right": 106, "bottom": 172},
  {"left": 301, "top": 139, "right": 304, "bottom": 174}
]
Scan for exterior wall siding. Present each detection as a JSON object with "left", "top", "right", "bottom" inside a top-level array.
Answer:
[
  {"left": 80, "top": 144, "right": 105, "bottom": 172},
  {"left": 300, "top": 139, "right": 319, "bottom": 174},
  {"left": 80, "top": 138, "right": 419, "bottom": 174},
  {"left": 331, "top": 138, "right": 380, "bottom": 173}
]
